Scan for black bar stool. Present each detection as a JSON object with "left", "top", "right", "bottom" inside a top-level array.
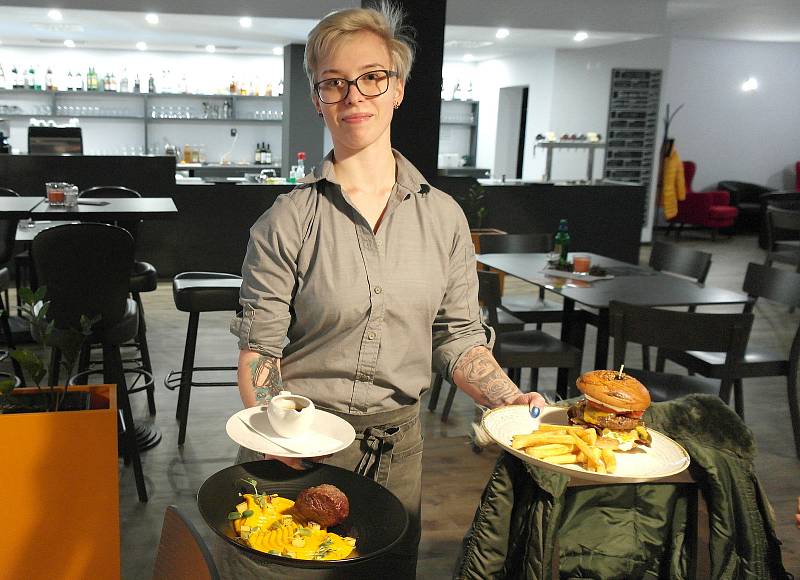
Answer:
[{"left": 165, "top": 272, "right": 242, "bottom": 445}]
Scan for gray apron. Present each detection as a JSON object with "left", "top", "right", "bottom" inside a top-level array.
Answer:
[{"left": 213, "top": 403, "right": 423, "bottom": 579}]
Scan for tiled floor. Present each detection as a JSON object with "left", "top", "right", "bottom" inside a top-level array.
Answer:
[{"left": 5, "top": 230, "right": 798, "bottom": 578}]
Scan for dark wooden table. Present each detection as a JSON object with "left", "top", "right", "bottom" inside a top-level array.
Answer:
[
  {"left": 31, "top": 197, "right": 178, "bottom": 220},
  {"left": 0, "top": 197, "right": 46, "bottom": 218},
  {"left": 477, "top": 252, "right": 749, "bottom": 394}
]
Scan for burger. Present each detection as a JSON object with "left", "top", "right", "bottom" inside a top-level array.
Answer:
[{"left": 567, "top": 370, "right": 652, "bottom": 450}]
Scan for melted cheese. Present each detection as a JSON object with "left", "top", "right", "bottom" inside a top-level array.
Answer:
[{"left": 234, "top": 493, "right": 355, "bottom": 560}]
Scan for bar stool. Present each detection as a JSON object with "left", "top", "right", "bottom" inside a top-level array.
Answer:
[
  {"left": 33, "top": 223, "right": 148, "bottom": 502},
  {"left": 164, "top": 272, "right": 242, "bottom": 445}
]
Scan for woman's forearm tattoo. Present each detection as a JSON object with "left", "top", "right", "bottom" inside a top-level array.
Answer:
[
  {"left": 455, "top": 346, "right": 520, "bottom": 407},
  {"left": 249, "top": 355, "right": 283, "bottom": 403}
]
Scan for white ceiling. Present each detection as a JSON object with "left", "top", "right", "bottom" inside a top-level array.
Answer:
[{"left": 0, "top": 2, "right": 799, "bottom": 62}]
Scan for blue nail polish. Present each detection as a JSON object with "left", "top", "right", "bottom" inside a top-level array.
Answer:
[
  {"left": 300, "top": 459, "right": 316, "bottom": 470},
  {"left": 530, "top": 406, "right": 541, "bottom": 419}
]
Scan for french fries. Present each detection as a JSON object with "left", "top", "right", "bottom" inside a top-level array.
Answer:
[{"left": 511, "top": 424, "right": 618, "bottom": 474}]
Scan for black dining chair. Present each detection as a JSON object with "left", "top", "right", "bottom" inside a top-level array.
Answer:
[
  {"left": 609, "top": 301, "right": 754, "bottom": 412},
  {"left": 641, "top": 241, "right": 713, "bottom": 370},
  {"left": 435, "top": 270, "right": 583, "bottom": 422},
  {"left": 78, "top": 185, "right": 158, "bottom": 416},
  {"left": 32, "top": 222, "right": 148, "bottom": 502},
  {"left": 657, "top": 263, "right": 800, "bottom": 458},
  {"left": 764, "top": 206, "right": 800, "bottom": 272},
  {"left": 0, "top": 188, "right": 26, "bottom": 383},
  {"left": 152, "top": 505, "right": 220, "bottom": 580}
]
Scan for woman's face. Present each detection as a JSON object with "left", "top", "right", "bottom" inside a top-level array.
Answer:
[{"left": 313, "top": 30, "right": 404, "bottom": 156}]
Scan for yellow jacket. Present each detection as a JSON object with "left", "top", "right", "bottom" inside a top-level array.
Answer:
[{"left": 660, "top": 148, "right": 686, "bottom": 220}]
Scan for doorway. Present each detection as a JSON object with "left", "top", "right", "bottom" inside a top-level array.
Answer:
[{"left": 493, "top": 85, "right": 529, "bottom": 180}]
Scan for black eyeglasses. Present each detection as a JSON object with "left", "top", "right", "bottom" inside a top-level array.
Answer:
[{"left": 314, "top": 69, "right": 398, "bottom": 104}]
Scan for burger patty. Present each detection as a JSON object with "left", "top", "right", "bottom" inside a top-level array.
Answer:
[
  {"left": 567, "top": 400, "right": 643, "bottom": 432},
  {"left": 294, "top": 484, "right": 350, "bottom": 528}
]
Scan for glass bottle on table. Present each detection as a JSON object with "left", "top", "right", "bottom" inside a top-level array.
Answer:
[{"left": 553, "top": 219, "right": 571, "bottom": 268}]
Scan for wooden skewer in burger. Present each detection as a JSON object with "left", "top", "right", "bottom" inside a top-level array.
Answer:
[{"left": 567, "top": 366, "right": 653, "bottom": 451}]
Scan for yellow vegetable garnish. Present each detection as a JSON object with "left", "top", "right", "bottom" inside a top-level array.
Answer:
[{"left": 233, "top": 493, "right": 355, "bottom": 560}]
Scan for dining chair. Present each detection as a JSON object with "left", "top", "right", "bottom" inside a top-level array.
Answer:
[
  {"left": 609, "top": 301, "right": 753, "bottom": 412},
  {"left": 79, "top": 185, "right": 158, "bottom": 416},
  {"left": 152, "top": 505, "right": 220, "bottom": 580},
  {"left": 657, "top": 263, "right": 800, "bottom": 458},
  {"left": 0, "top": 189, "right": 27, "bottom": 384},
  {"left": 32, "top": 222, "right": 148, "bottom": 502},
  {"left": 435, "top": 271, "right": 583, "bottom": 422},
  {"left": 641, "top": 241, "right": 712, "bottom": 370},
  {"left": 764, "top": 206, "right": 800, "bottom": 272}
]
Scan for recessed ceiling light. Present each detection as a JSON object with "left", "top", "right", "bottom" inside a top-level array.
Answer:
[
  {"left": 463, "top": 53, "right": 475, "bottom": 62},
  {"left": 272, "top": 46, "right": 284, "bottom": 56},
  {"left": 205, "top": 44, "right": 216, "bottom": 53},
  {"left": 741, "top": 77, "right": 758, "bottom": 92},
  {"left": 239, "top": 16, "right": 252, "bottom": 28},
  {"left": 136, "top": 41, "right": 148, "bottom": 51},
  {"left": 145, "top": 13, "right": 159, "bottom": 25},
  {"left": 496, "top": 28, "right": 510, "bottom": 40},
  {"left": 48, "top": 9, "right": 63, "bottom": 21},
  {"left": 573, "top": 31, "right": 589, "bottom": 42},
  {"left": 63, "top": 39, "right": 75, "bottom": 48}
]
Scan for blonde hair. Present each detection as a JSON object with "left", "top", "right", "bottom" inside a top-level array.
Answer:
[{"left": 304, "top": 2, "right": 416, "bottom": 90}]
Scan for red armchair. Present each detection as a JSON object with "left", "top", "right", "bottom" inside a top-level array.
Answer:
[{"left": 668, "top": 160, "right": 739, "bottom": 240}]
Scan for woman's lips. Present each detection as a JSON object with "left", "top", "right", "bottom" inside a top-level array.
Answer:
[{"left": 341, "top": 113, "right": 372, "bottom": 123}]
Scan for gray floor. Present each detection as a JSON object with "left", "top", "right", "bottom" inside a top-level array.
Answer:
[{"left": 6, "top": 230, "right": 799, "bottom": 578}]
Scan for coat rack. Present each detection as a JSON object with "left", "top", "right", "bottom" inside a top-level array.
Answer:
[{"left": 662, "top": 103, "right": 684, "bottom": 157}]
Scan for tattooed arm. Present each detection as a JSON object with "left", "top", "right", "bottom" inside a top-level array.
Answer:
[
  {"left": 452, "top": 345, "right": 546, "bottom": 410},
  {"left": 237, "top": 349, "right": 283, "bottom": 408}
]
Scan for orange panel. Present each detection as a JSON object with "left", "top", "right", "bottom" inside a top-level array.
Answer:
[{"left": 0, "top": 385, "right": 120, "bottom": 580}]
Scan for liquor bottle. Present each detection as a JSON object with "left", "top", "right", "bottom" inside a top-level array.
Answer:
[
  {"left": 133, "top": 74, "right": 141, "bottom": 93},
  {"left": 110, "top": 73, "right": 118, "bottom": 92},
  {"left": 76, "top": 71, "right": 84, "bottom": 91},
  {"left": 0, "top": 64, "right": 7, "bottom": 90},
  {"left": 276, "top": 78, "right": 283, "bottom": 96},
  {"left": 296, "top": 151, "right": 306, "bottom": 178},
  {"left": 32, "top": 66, "right": 41, "bottom": 91},
  {"left": 23, "top": 66, "right": 32, "bottom": 89},
  {"left": 88, "top": 67, "right": 98, "bottom": 91},
  {"left": 65, "top": 71, "right": 74, "bottom": 91},
  {"left": 451, "top": 81, "right": 460, "bottom": 101},
  {"left": 12, "top": 66, "right": 23, "bottom": 89},
  {"left": 553, "top": 219, "right": 571, "bottom": 267},
  {"left": 254, "top": 142, "right": 262, "bottom": 164},
  {"left": 265, "top": 82, "right": 273, "bottom": 97},
  {"left": 119, "top": 69, "right": 129, "bottom": 93},
  {"left": 148, "top": 73, "right": 155, "bottom": 94},
  {"left": 229, "top": 76, "right": 237, "bottom": 95},
  {"left": 264, "top": 143, "right": 272, "bottom": 165},
  {"left": 45, "top": 68, "right": 54, "bottom": 91}
]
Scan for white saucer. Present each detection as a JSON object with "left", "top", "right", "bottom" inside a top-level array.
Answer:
[{"left": 226, "top": 406, "right": 356, "bottom": 458}]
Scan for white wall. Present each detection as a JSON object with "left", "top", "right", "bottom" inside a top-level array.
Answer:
[{"left": 664, "top": 37, "right": 800, "bottom": 191}]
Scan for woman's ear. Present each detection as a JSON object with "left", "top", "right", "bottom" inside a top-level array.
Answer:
[{"left": 393, "top": 78, "right": 405, "bottom": 109}]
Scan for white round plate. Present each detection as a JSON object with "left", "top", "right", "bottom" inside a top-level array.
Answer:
[
  {"left": 481, "top": 405, "right": 690, "bottom": 483},
  {"left": 226, "top": 406, "right": 356, "bottom": 459}
]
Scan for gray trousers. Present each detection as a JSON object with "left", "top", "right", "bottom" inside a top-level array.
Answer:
[{"left": 213, "top": 403, "right": 423, "bottom": 579}]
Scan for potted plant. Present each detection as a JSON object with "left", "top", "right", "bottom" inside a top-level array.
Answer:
[
  {"left": 451, "top": 182, "right": 506, "bottom": 253},
  {"left": 0, "top": 287, "right": 121, "bottom": 578}
]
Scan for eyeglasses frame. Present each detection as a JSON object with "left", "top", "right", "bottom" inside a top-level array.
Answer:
[{"left": 313, "top": 69, "right": 399, "bottom": 104}]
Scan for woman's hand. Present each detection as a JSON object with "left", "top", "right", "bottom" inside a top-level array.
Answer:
[
  {"left": 505, "top": 391, "right": 546, "bottom": 418},
  {"left": 264, "top": 454, "right": 332, "bottom": 470}
]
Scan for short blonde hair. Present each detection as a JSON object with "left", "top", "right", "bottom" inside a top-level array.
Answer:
[{"left": 304, "top": 2, "right": 416, "bottom": 90}]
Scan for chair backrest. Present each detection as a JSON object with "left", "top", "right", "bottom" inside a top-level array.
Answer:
[
  {"left": 477, "top": 233, "right": 553, "bottom": 254},
  {"left": 648, "top": 241, "right": 712, "bottom": 283},
  {"left": 32, "top": 223, "right": 134, "bottom": 330},
  {"left": 765, "top": 206, "right": 800, "bottom": 250},
  {"left": 152, "top": 505, "right": 220, "bottom": 580},
  {"left": 79, "top": 185, "right": 142, "bottom": 240},
  {"left": 610, "top": 301, "right": 753, "bottom": 376},
  {"left": 743, "top": 262, "right": 800, "bottom": 309},
  {"left": 683, "top": 160, "right": 697, "bottom": 194},
  {"left": 477, "top": 270, "right": 502, "bottom": 329},
  {"left": 0, "top": 187, "right": 20, "bottom": 266}
]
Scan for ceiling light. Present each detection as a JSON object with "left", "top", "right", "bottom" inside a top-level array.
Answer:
[
  {"left": 239, "top": 16, "right": 252, "bottom": 28},
  {"left": 741, "top": 77, "right": 758, "bottom": 92},
  {"left": 48, "top": 9, "right": 63, "bottom": 21},
  {"left": 495, "top": 28, "right": 510, "bottom": 40},
  {"left": 205, "top": 44, "right": 216, "bottom": 53},
  {"left": 63, "top": 39, "right": 75, "bottom": 48},
  {"left": 463, "top": 53, "right": 475, "bottom": 62},
  {"left": 573, "top": 31, "right": 589, "bottom": 42},
  {"left": 136, "top": 41, "right": 148, "bottom": 51},
  {"left": 272, "top": 46, "right": 283, "bottom": 56},
  {"left": 145, "top": 13, "right": 159, "bottom": 25}
]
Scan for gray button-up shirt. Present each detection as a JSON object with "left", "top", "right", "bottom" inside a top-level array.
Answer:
[{"left": 231, "top": 149, "right": 492, "bottom": 414}]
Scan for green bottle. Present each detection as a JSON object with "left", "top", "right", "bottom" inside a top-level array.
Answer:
[{"left": 553, "top": 219, "right": 571, "bottom": 267}]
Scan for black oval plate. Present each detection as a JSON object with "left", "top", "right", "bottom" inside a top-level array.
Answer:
[{"left": 197, "top": 461, "right": 408, "bottom": 569}]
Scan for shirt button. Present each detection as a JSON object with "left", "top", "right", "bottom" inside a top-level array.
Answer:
[
  {"left": 367, "top": 331, "right": 377, "bottom": 340},
  {"left": 374, "top": 286, "right": 382, "bottom": 294},
  {"left": 376, "top": 239, "right": 383, "bottom": 247}
]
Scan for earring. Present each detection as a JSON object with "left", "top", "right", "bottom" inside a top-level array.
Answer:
[
  {"left": 393, "top": 102, "right": 399, "bottom": 110},
  {"left": 318, "top": 111, "right": 323, "bottom": 117}
]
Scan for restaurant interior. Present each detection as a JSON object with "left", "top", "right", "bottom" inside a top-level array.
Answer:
[{"left": 1, "top": 0, "right": 799, "bottom": 578}]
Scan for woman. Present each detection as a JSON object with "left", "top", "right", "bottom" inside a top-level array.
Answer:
[{"left": 226, "top": 4, "right": 545, "bottom": 578}]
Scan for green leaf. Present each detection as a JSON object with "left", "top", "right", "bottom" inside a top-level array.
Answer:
[
  {"left": 19, "top": 287, "right": 35, "bottom": 305},
  {"left": 33, "top": 285, "right": 47, "bottom": 304},
  {"left": 227, "top": 511, "right": 242, "bottom": 520},
  {"left": 0, "top": 379, "right": 15, "bottom": 395},
  {"left": 241, "top": 509, "right": 254, "bottom": 518}
]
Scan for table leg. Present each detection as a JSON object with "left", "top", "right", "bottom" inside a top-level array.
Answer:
[
  {"left": 594, "top": 308, "right": 610, "bottom": 370},
  {"left": 557, "top": 299, "right": 579, "bottom": 398}
]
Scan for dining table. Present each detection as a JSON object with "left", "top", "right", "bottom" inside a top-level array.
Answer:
[
  {"left": 0, "top": 196, "right": 46, "bottom": 218},
  {"left": 477, "top": 252, "right": 750, "bottom": 397}
]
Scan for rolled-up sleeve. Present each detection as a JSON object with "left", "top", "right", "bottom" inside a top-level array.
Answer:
[
  {"left": 230, "top": 194, "right": 303, "bottom": 356},
  {"left": 431, "top": 211, "right": 494, "bottom": 382}
]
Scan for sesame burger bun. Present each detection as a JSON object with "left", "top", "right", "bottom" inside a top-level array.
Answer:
[{"left": 576, "top": 370, "right": 651, "bottom": 412}]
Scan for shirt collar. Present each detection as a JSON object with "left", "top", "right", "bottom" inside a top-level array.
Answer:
[{"left": 301, "top": 149, "right": 430, "bottom": 196}]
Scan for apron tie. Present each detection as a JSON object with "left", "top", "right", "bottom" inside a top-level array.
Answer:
[{"left": 355, "top": 421, "right": 413, "bottom": 486}]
